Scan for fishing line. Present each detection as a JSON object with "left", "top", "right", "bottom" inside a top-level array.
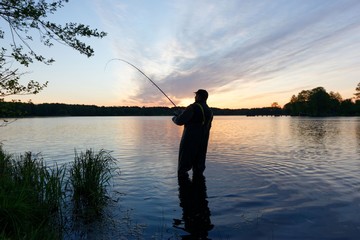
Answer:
[{"left": 105, "top": 58, "right": 177, "bottom": 108}]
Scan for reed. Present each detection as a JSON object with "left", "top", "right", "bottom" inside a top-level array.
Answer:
[
  {"left": 0, "top": 147, "right": 118, "bottom": 238},
  {"left": 0, "top": 147, "right": 65, "bottom": 239},
  {"left": 70, "top": 149, "right": 116, "bottom": 216}
]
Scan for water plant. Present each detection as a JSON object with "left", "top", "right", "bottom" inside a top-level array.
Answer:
[
  {"left": 0, "top": 146, "right": 120, "bottom": 239},
  {"left": 69, "top": 149, "right": 117, "bottom": 217},
  {"left": 0, "top": 147, "right": 65, "bottom": 239}
]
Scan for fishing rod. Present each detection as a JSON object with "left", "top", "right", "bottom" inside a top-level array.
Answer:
[{"left": 105, "top": 58, "right": 177, "bottom": 108}]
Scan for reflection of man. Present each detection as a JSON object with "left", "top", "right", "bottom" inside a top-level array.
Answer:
[
  {"left": 174, "top": 174, "right": 214, "bottom": 238},
  {"left": 172, "top": 89, "right": 213, "bottom": 177}
]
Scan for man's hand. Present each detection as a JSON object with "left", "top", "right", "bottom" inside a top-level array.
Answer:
[{"left": 173, "top": 109, "right": 183, "bottom": 116}]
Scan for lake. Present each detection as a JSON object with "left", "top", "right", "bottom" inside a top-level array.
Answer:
[{"left": 1, "top": 116, "right": 360, "bottom": 239}]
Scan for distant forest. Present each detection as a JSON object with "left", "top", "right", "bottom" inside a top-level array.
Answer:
[
  {"left": 1, "top": 86, "right": 359, "bottom": 117},
  {"left": 0, "top": 101, "right": 283, "bottom": 117}
]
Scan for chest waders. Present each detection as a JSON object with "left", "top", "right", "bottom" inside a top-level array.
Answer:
[{"left": 178, "top": 102, "right": 212, "bottom": 175}]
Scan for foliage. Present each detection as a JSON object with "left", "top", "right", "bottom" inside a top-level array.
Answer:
[
  {"left": 355, "top": 82, "right": 360, "bottom": 100},
  {"left": 284, "top": 85, "right": 360, "bottom": 116},
  {"left": 0, "top": 0, "right": 107, "bottom": 65},
  {"left": 0, "top": 0, "right": 106, "bottom": 97},
  {"left": 0, "top": 51, "right": 48, "bottom": 97},
  {"left": 271, "top": 102, "right": 280, "bottom": 108}
]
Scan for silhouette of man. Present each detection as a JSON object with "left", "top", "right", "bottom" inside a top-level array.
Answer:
[{"left": 172, "top": 89, "right": 213, "bottom": 177}]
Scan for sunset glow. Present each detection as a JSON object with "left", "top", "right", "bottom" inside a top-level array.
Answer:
[{"left": 2, "top": 0, "right": 360, "bottom": 109}]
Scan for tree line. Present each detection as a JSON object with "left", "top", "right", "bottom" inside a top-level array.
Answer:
[
  {"left": 0, "top": 101, "right": 284, "bottom": 117},
  {"left": 1, "top": 83, "right": 359, "bottom": 117}
]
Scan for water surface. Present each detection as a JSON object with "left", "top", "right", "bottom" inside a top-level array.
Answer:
[{"left": 1, "top": 116, "right": 360, "bottom": 239}]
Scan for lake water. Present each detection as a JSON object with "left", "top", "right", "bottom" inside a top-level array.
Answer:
[{"left": 1, "top": 116, "right": 360, "bottom": 239}]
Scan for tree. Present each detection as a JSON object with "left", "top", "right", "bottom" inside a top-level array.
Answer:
[
  {"left": 1, "top": 52, "right": 47, "bottom": 97},
  {"left": 307, "top": 87, "right": 331, "bottom": 116},
  {"left": 329, "top": 91, "right": 342, "bottom": 102},
  {"left": 290, "top": 95, "right": 297, "bottom": 103},
  {"left": 284, "top": 87, "right": 343, "bottom": 116},
  {"left": 340, "top": 99, "right": 356, "bottom": 116},
  {"left": 283, "top": 86, "right": 360, "bottom": 116},
  {"left": 271, "top": 102, "right": 280, "bottom": 108},
  {"left": 355, "top": 82, "right": 360, "bottom": 100},
  {"left": 0, "top": 0, "right": 107, "bottom": 97},
  {"left": 329, "top": 91, "right": 342, "bottom": 114},
  {"left": 297, "top": 90, "right": 311, "bottom": 102}
]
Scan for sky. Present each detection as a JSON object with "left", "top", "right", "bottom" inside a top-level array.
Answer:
[{"left": 2, "top": 0, "right": 360, "bottom": 109}]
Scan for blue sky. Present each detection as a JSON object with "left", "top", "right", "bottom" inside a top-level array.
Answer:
[{"left": 3, "top": 0, "right": 360, "bottom": 108}]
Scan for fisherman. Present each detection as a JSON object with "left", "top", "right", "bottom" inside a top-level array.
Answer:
[{"left": 172, "top": 89, "right": 213, "bottom": 177}]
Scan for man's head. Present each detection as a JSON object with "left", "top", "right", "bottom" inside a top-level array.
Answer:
[{"left": 195, "top": 89, "right": 208, "bottom": 102}]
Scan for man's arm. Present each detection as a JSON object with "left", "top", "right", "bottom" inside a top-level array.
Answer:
[{"left": 172, "top": 105, "right": 194, "bottom": 125}]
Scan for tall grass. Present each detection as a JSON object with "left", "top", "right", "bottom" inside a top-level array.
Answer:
[
  {"left": 0, "top": 146, "right": 117, "bottom": 239},
  {"left": 70, "top": 149, "right": 116, "bottom": 217},
  {"left": 0, "top": 148, "right": 65, "bottom": 239}
]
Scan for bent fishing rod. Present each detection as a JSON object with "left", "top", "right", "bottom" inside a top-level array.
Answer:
[{"left": 105, "top": 58, "right": 177, "bottom": 108}]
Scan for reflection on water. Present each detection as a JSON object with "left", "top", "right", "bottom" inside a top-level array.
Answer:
[
  {"left": 290, "top": 118, "right": 341, "bottom": 145},
  {"left": 174, "top": 173, "right": 213, "bottom": 239},
  {"left": 357, "top": 120, "right": 360, "bottom": 146},
  {"left": 1, "top": 116, "right": 360, "bottom": 239}
]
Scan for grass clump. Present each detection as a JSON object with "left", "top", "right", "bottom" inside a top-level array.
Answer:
[
  {"left": 0, "top": 146, "right": 118, "bottom": 239},
  {"left": 70, "top": 149, "right": 116, "bottom": 217},
  {"left": 0, "top": 147, "right": 65, "bottom": 239}
]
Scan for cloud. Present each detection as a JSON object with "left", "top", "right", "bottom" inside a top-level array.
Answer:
[{"left": 100, "top": 0, "right": 360, "bottom": 107}]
